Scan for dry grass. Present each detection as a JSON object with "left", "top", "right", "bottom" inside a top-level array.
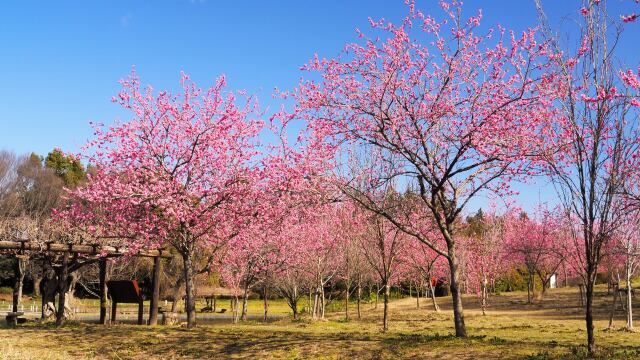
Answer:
[{"left": 1, "top": 285, "right": 639, "bottom": 359}]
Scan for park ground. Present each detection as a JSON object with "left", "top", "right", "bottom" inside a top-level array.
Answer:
[{"left": 1, "top": 285, "right": 640, "bottom": 359}]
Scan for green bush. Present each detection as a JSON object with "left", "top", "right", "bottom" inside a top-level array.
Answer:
[
  {"left": 494, "top": 268, "right": 528, "bottom": 293},
  {"left": 0, "top": 286, "right": 13, "bottom": 295}
]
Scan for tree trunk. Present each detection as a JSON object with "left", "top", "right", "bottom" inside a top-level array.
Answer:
[
  {"left": 357, "top": 283, "right": 362, "bottom": 319},
  {"left": 345, "top": 280, "right": 350, "bottom": 321},
  {"left": 41, "top": 265, "right": 55, "bottom": 319},
  {"left": 382, "top": 283, "right": 390, "bottom": 332},
  {"left": 66, "top": 272, "right": 78, "bottom": 308},
  {"left": 320, "top": 285, "right": 326, "bottom": 319},
  {"left": 312, "top": 287, "right": 319, "bottom": 320},
  {"left": 13, "top": 256, "right": 25, "bottom": 312},
  {"left": 182, "top": 251, "right": 196, "bottom": 328},
  {"left": 56, "top": 252, "right": 69, "bottom": 326},
  {"left": 448, "top": 255, "right": 467, "bottom": 337},
  {"left": 33, "top": 259, "right": 44, "bottom": 298},
  {"left": 171, "top": 274, "right": 185, "bottom": 313},
  {"left": 291, "top": 285, "right": 298, "bottom": 320},
  {"left": 374, "top": 286, "right": 379, "bottom": 309},
  {"left": 263, "top": 287, "right": 269, "bottom": 323},
  {"left": 428, "top": 277, "right": 440, "bottom": 312},
  {"left": 241, "top": 285, "right": 249, "bottom": 321},
  {"left": 526, "top": 272, "right": 533, "bottom": 304},
  {"left": 481, "top": 273, "right": 487, "bottom": 316},
  {"left": 232, "top": 294, "right": 240, "bottom": 323},
  {"left": 608, "top": 283, "right": 619, "bottom": 329},
  {"left": 585, "top": 272, "right": 596, "bottom": 355},
  {"left": 537, "top": 272, "right": 549, "bottom": 301},
  {"left": 148, "top": 256, "right": 161, "bottom": 326},
  {"left": 626, "top": 261, "right": 634, "bottom": 331}
]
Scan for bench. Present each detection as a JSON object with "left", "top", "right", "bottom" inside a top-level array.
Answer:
[
  {"left": 107, "top": 280, "right": 145, "bottom": 325},
  {"left": 5, "top": 312, "right": 25, "bottom": 326}
]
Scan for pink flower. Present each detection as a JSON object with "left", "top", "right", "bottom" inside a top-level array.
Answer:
[
  {"left": 580, "top": 8, "right": 589, "bottom": 16},
  {"left": 621, "top": 14, "right": 638, "bottom": 23}
]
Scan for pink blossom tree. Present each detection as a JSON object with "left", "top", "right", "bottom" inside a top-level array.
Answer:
[
  {"left": 284, "top": 203, "right": 344, "bottom": 320},
  {"left": 402, "top": 236, "right": 448, "bottom": 312},
  {"left": 504, "top": 206, "right": 568, "bottom": 303},
  {"left": 462, "top": 209, "right": 509, "bottom": 315},
  {"left": 284, "top": 2, "right": 557, "bottom": 337},
  {"left": 356, "top": 201, "right": 407, "bottom": 332},
  {"left": 534, "top": 0, "right": 640, "bottom": 352},
  {"left": 59, "top": 71, "right": 264, "bottom": 328}
]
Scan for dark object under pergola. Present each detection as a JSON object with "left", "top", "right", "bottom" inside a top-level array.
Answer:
[{"left": 0, "top": 239, "right": 171, "bottom": 326}]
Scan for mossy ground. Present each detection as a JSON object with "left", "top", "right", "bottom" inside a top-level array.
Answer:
[{"left": 1, "top": 285, "right": 639, "bottom": 359}]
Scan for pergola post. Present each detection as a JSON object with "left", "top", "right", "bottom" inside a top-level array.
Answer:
[
  {"left": 99, "top": 257, "right": 108, "bottom": 325},
  {"left": 148, "top": 256, "right": 161, "bottom": 325},
  {"left": 138, "top": 298, "right": 144, "bottom": 325}
]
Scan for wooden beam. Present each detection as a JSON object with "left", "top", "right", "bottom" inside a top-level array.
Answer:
[
  {"left": 148, "top": 256, "right": 161, "bottom": 326},
  {"left": 0, "top": 240, "right": 171, "bottom": 258}
]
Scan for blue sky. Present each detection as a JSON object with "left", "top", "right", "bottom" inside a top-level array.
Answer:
[{"left": 1, "top": 0, "right": 638, "bottom": 212}]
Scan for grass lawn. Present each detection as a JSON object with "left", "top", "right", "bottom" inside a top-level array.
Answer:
[{"left": 1, "top": 285, "right": 639, "bottom": 359}]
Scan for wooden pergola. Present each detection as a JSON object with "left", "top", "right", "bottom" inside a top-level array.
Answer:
[{"left": 0, "top": 239, "right": 172, "bottom": 326}]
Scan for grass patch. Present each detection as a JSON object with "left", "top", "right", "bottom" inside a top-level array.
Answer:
[{"left": 1, "top": 285, "right": 640, "bottom": 359}]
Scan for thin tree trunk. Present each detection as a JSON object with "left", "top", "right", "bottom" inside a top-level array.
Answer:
[
  {"left": 182, "top": 251, "right": 196, "bottom": 328},
  {"left": 320, "top": 285, "right": 326, "bottom": 319},
  {"left": 312, "top": 287, "right": 319, "bottom": 320},
  {"left": 232, "top": 294, "right": 240, "bottom": 323},
  {"left": 448, "top": 254, "right": 467, "bottom": 337},
  {"left": 262, "top": 286, "right": 269, "bottom": 322},
  {"left": 481, "top": 273, "right": 487, "bottom": 316},
  {"left": 526, "top": 272, "right": 533, "bottom": 304},
  {"left": 345, "top": 280, "right": 350, "bottom": 321},
  {"left": 357, "top": 282, "right": 362, "bottom": 319},
  {"left": 241, "top": 285, "right": 249, "bottom": 321},
  {"left": 33, "top": 276, "right": 41, "bottom": 298},
  {"left": 429, "top": 277, "right": 440, "bottom": 312},
  {"left": 608, "top": 283, "right": 619, "bottom": 329},
  {"left": 308, "top": 288, "right": 313, "bottom": 315},
  {"left": 171, "top": 274, "right": 185, "bottom": 313},
  {"left": 292, "top": 285, "right": 298, "bottom": 320},
  {"left": 585, "top": 271, "right": 596, "bottom": 355},
  {"left": 13, "top": 256, "right": 25, "bottom": 312},
  {"left": 626, "top": 261, "right": 634, "bottom": 331},
  {"left": 263, "top": 287, "right": 269, "bottom": 323},
  {"left": 382, "top": 282, "right": 390, "bottom": 332}
]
